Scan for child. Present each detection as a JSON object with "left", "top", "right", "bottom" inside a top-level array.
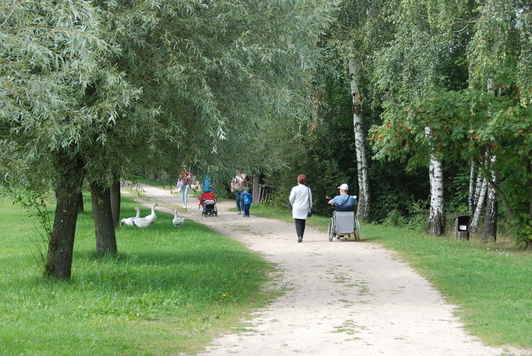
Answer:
[{"left": 242, "top": 187, "right": 252, "bottom": 217}]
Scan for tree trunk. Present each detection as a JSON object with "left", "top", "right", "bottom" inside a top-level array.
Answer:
[
  {"left": 470, "top": 177, "right": 487, "bottom": 233},
  {"left": 482, "top": 154, "right": 498, "bottom": 242},
  {"left": 468, "top": 162, "right": 476, "bottom": 216},
  {"left": 90, "top": 180, "right": 118, "bottom": 256},
  {"left": 349, "top": 57, "right": 370, "bottom": 222},
  {"left": 426, "top": 127, "right": 445, "bottom": 236},
  {"left": 45, "top": 153, "right": 85, "bottom": 280},
  {"left": 482, "top": 182, "right": 498, "bottom": 242},
  {"left": 110, "top": 175, "right": 121, "bottom": 228},
  {"left": 77, "top": 191, "right": 84, "bottom": 213}
]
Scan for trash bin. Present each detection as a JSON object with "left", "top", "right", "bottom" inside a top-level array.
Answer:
[{"left": 454, "top": 215, "right": 470, "bottom": 240}]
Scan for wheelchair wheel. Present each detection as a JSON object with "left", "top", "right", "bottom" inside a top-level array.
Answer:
[
  {"left": 328, "top": 217, "right": 335, "bottom": 242},
  {"left": 354, "top": 216, "right": 361, "bottom": 241}
]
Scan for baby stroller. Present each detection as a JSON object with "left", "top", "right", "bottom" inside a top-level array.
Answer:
[{"left": 199, "top": 192, "right": 217, "bottom": 217}]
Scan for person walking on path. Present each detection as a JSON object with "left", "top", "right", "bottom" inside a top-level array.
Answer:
[
  {"left": 179, "top": 167, "right": 192, "bottom": 208},
  {"left": 231, "top": 170, "right": 247, "bottom": 215},
  {"left": 289, "top": 174, "right": 312, "bottom": 243}
]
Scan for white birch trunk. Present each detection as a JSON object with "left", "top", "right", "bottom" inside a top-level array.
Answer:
[
  {"left": 482, "top": 181, "right": 498, "bottom": 242},
  {"left": 473, "top": 173, "right": 484, "bottom": 213},
  {"left": 469, "top": 162, "right": 476, "bottom": 216},
  {"left": 470, "top": 177, "right": 487, "bottom": 232},
  {"left": 348, "top": 56, "right": 370, "bottom": 221},
  {"left": 425, "top": 127, "right": 445, "bottom": 236},
  {"left": 482, "top": 155, "right": 498, "bottom": 242},
  {"left": 481, "top": 79, "right": 498, "bottom": 241}
]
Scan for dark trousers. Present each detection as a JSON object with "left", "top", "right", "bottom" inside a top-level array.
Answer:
[
  {"left": 244, "top": 204, "right": 250, "bottom": 216},
  {"left": 295, "top": 219, "right": 306, "bottom": 239}
]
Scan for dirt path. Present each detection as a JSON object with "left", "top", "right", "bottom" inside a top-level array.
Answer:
[{"left": 126, "top": 184, "right": 529, "bottom": 356}]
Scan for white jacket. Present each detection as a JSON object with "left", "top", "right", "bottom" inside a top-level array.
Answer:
[{"left": 289, "top": 184, "right": 312, "bottom": 219}]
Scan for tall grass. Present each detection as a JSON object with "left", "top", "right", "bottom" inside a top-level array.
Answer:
[{"left": 0, "top": 195, "right": 276, "bottom": 355}]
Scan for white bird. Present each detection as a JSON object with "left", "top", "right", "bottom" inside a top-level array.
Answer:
[
  {"left": 121, "top": 207, "right": 140, "bottom": 226},
  {"left": 173, "top": 210, "right": 185, "bottom": 227},
  {"left": 145, "top": 203, "right": 158, "bottom": 223},
  {"left": 132, "top": 207, "right": 155, "bottom": 228}
]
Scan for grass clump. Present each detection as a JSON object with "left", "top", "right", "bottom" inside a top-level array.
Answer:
[{"left": 0, "top": 195, "right": 276, "bottom": 356}]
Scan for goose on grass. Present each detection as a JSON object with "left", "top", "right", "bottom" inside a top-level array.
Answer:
[{"left": 173, "top": 210, "right": 185, "bottom": 227}]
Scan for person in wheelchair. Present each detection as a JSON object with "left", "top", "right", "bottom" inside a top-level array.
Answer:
[
  {"left": 326, "top": 183, "right": 357, "bottom": 211},
  {"left": 326, "top": 184, "right": 360, "bottom": 241}
]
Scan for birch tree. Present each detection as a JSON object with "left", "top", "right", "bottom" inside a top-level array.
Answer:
[
  {"left": 349, "top": 56, "right": 371, "bottom": 221},
  {"left": 467, "top": 0, "right": 532, "bottom": 248},
  {"left": 314, "top": 0, "right": 390, "bottom": 221},
  {"left": 370, "top": 0, "right": 474, "bottom": 236},
  {"left": 425, "top": 127, "right": 445, "bottom": 235}
]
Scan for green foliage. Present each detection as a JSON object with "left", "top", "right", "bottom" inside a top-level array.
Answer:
[
  {"left": 94, "top": 0, "right": 338, "bottom": 176},
  {"left": 0, "top": 0, "right": 139, "bottom": 189}
]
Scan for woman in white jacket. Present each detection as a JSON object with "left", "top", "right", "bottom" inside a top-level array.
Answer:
[{"left": 289, "top": 174, "right": 312, "bottom": 243}]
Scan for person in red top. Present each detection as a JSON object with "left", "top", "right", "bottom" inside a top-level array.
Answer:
[{"left": 179, "top": 167, "right": 192, "bottom": 208}]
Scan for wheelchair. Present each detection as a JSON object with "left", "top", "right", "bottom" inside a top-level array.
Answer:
[{"left": 327, "top": 210, "right": 361, "bottom": 242}]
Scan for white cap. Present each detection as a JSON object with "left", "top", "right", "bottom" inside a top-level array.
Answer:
[{"left": 338, "top": 183, "right": 349, "bottom": 191}]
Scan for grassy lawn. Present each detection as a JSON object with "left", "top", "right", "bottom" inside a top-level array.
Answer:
[
  {"left": 1, "top": 190, "right": 530, "bottom": 354},
  {"left": 0, "top": 194, "right": 277, "bottom": 356}
]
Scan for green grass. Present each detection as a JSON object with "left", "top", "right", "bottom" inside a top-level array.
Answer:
[
  {"left": 0, "top": 195, "right": 277, "bottom": 356},
  {"left": 2, "top": 191, "right": 531, "bottom": 353},
  {"left": 250, "top": 206, "right": 532, "bottom": 349}
]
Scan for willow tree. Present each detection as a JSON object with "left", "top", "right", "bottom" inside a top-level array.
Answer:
[
  {"left": 1, "top": 1, "right": 140, "bottom": 279},
  {"left": 2, "top": 0, "right": 339, "bottom": 280},
  {"left": 91, "top": 0, "right": 338, "bottom": 208}
]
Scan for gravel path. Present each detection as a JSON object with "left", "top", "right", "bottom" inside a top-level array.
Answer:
[{"left": 125, "top": 184, "right": 529, "bottom": 356}]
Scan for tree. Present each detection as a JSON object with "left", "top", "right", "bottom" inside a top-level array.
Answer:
[
  {"left": 1, "top": 1, "right": 140, "bottom": 279},
  {"left": 2, "top": 0, "right": 338, "bottom": 279},
  {"left": 312, "top": 0, "right": 392, "bottom": 222},
  {"left": 466, "top": 0, "right": 532, "bottom": 247},
  {"left": 369, "top": 0, "right": 475, "bottom": 236}
]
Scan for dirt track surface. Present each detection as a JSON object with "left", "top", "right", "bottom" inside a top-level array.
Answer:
[{"left": 126, "top": 184, "right": 529, "bottom": 356}]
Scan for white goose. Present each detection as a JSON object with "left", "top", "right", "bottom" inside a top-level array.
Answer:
[
  {"left": 172, "top": 210, "right": 185, "bottom": 227},
  {"left": 145, "top": 203, "right": 158, "bottom": 223},
  {"left": 121, "top": 207, "right": 140, "bottom": 226},
  {"left": 132, "top": 207, "right": 155, "bottom": 228}
]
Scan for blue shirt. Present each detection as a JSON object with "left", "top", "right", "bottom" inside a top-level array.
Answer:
[
  {"left": 201, "top": 175, "right": 213, "bottom": 192},
  {"left": 331, "top": 194, "right": 357, "bottom": 211},
  {"left": 243, "top": 192, "right": 253, "bottom": 205}
]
